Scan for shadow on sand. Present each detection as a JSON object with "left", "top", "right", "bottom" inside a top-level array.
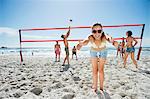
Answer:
[
  {"left": 96, "top": 90, "right": 111, "bottom": 99},
  {"left": 60, "top": 65, "right": 70, "bottom": 72}
]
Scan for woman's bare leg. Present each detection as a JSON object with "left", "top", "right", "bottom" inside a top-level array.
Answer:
[
  {"left": 91, "top": 58, "right": 98, "bottom": 91},
  {"left": 67, "top": 55, "right": 69, "bottom": 65},
  {"left": 124, "top": 52, "right": 129, "bottom": 68},
  {"left": 58, "top": 54, "right": 60, "bottom": 61},
  {"left": 76, "top": 55, "right": 77, "bottom": 60},
  {"left": 98, "top": 58, "right": 106, "bottom": 91},
  {"left": 131, "top": 52, "right": 138, "bottom": 68},
  {"left": 63, "top": 57, "right": 66, "bottom": 65},
  {"left": 55, "top": 54, "right": 57, "bottom": 61}
]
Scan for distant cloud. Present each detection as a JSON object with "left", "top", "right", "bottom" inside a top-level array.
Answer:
[{"left": 0, "top": 27, "right": 18, "bottom": 36}]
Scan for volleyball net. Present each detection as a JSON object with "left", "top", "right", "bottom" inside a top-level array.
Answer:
[{"left": 19, "top": 24, "right": 145, "bottom": 63}]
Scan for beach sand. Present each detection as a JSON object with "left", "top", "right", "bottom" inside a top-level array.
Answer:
[{"left": 0, "top": 54, "right": 150, "bottom": 99}]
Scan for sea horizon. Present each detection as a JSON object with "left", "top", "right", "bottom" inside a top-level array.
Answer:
[{"left": 1, "top": 46, "right": 150, "bottom": 58}]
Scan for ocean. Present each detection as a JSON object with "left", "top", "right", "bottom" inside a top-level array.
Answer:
[{"left": 0, "top": 47, "right": 150, "bottom": 57}]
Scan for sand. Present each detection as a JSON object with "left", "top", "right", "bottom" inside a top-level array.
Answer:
[{"left": 0, "top": 54, "right": 150, "bottom": 99}]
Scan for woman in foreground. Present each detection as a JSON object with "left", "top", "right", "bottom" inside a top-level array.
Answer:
[{"left": 77, "top": 23, "right": 118, "bottom": 93}]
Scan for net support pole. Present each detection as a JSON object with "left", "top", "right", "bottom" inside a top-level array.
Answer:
[
  {"left": 137, "top": 24, "right": 145, "bottom": 60},
  {"left": 19, "top": 30, "right": 23, "bottom": 63}
]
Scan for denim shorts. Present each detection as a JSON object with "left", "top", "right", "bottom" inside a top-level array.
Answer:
[
  {"left": 126, "top": 47, "right": 135, "bottom": 53},
  {"left": 90, "top": 49, "right": 107, "bottom": 59}
]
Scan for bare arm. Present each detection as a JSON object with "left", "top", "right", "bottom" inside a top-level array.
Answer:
[
  {"left": 133, "top": 37, "right": 138, "bottom": 46},
  {"left": 105, "top": 33, "right": 119, "bottom": 48},
  {"left": 112, "top": 41, "right": 119, "bottom": 49},
  {"left": 76, "top": 36, "right": 91, "bottom": 50},
  {"left": 76, "top": 39, "right": 89, "bottom": 50},
  {"left": 65, "top": 26, "right": 70, "bottom": 38},
  {"left": 54, "top": 45, "right": 56, "bottom": 50},
  {"left": 59, "top": 45, "right": 61, "bottom": 51},
  {"left": 105, "top": 33, "right": 113, "bottom": 43},
  {"left": 80, "top": 39, "right": 89, "bottom": 46}
]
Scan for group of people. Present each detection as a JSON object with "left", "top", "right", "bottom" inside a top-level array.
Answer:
[
  {"left": 116, "top": 32, "right": 138, "bottom": 68},
  {"left": 54, "top": 33, "right": 77, "bottom": 63},
  {"left": 116, "top": 38, "right": 125, "bottom": 58},
  {"left": 56, "top": 23, "right": 138, "bottom": 94}
]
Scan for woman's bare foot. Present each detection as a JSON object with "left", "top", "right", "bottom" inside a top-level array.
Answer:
[
  {"left": 99, "top": 89, "right": 105, "bottom": 99},
  {"left": 91, "top": 85, "right": 97, "bottom": 93}
]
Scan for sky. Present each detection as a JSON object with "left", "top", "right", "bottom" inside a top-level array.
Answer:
[{"left": 0, "top": 0, "right": 150, "bottom": 48}]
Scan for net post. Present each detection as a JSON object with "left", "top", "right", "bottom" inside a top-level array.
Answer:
[
  {"left": 19, "top": 30, "right": 23, "bottom": 63},
  {"left": 137, "top": 24, "right": 145, "bottom": 60}
]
